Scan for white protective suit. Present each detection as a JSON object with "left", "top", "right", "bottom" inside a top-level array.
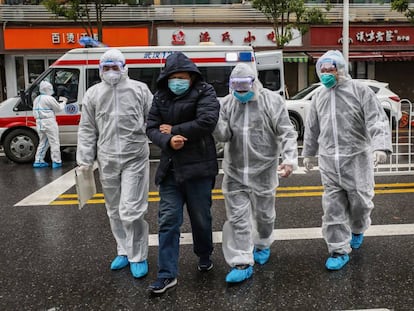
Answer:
[
  {"left": 302, "top": 50, "right": 392, "bottom": 255},
  {"left": 33, "top": 81, "right": 65, "bottom": 164},
  {"left": 214, "top": 63, "right": 298, "bottom": 267},
  {"left": 76, "top": 49, "right": 153, "bottom": 263}
]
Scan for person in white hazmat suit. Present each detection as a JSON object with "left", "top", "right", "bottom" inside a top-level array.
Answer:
[
  {"left": 214, "top": 63, "right": 298, "bottom": 283},
  {"left": 76, "top": 48, "right": 153, "bottom": 279},
  {"left": 302, "top": 50, "right": 392, "bottom": 271},
  {"left": 32, "top": 80, "right": 66, "bottom": 168}
]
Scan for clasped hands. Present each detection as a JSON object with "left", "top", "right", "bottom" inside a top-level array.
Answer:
[{"left": 160, "top": 123, "right": 188, "bottom": 151}]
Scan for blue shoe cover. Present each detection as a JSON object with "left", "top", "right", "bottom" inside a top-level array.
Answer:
[
  {"left": 225, "top": 266, "right": 253, "bottom": 283},
  {"left": 52, "top": 162, "right": 62, "bottom": 169},
  {"left": 325, "top": 254, "right": 349, "bottom": 271},
  {"left": 110, "top": 255, "right": 129, "bottom": 270},
  {"left": 253, "top": 247, "right": 270, "bottom": 265},
  {"left": 130, "top": 260, "right": 148, "bottom": 278},
  {"left": 33, "top": 162, "right": 49, "bottom": 168},
  {"left": 350, "top": 233, "right": 364, "bottom": 249}
]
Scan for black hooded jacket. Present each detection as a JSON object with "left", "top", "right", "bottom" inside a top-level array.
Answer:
[{"left": 146, "top": 52, "right": 219, "bottom": 185}]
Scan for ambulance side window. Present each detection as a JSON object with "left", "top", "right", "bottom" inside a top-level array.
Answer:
[
  {"left": 86, "top": 69, "right": 101, "bottom": 89},
  {"left": 26, "top": 68, "right": 80, "bottom": 108},
  {"left": 198, "top": 66, "right": 233, "bottom": 98},
  {"left": 258, "top": 69, "right": 282, "bottom": 93},
  {"left": 54, "top": 69, "right": 80, "bottom": 104},
  {"left": 129, "top": 68, "right": 161, "bottom": 93}
]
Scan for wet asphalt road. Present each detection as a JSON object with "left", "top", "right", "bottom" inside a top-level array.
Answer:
[{"left": 0, "top": 149, "right": 413, "bottom": 311}]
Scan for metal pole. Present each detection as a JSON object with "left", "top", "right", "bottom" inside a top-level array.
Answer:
[{"left": 343, "top": 0, "right": 349, "bottom": 73}]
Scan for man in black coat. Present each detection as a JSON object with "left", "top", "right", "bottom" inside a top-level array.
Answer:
[{"left": 146, "top": 52, "right": 219, "bottom": 294}]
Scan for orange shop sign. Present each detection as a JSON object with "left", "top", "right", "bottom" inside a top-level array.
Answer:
[{"left": 4, "top": 27, "right": 149, "bottom": 50}]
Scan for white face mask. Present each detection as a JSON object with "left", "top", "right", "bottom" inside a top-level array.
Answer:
[{"left": 102, "top": 70, "right": 122, "bottom": 85}]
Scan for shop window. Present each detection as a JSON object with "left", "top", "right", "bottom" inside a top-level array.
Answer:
[
  {"left": 15, "top": 56, "right": 25, "bottom": 93},
  {"left": 27, "top": 59, "right": 45, "bottom": 85},
  {"left": 351, "top": 61, "right": 367, "bottom": 79}
]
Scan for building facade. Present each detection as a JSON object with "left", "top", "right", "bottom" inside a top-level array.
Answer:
[{"left": 0, "top": 2, "right": 413, "bottom": 100}]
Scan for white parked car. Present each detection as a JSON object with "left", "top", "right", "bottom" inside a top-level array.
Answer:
[{"left": 286, "top": 79, "right": 402, "bottom": 138}]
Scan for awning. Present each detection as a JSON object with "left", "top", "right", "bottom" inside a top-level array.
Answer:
[
  {"left": 283, "top": 52, "right": 308, "bottom": 63},
  {"left": 382, "top": 51, "right": 414, "bottom": 61},
  {"left": 307, "top": 51, "right": 414, "bottom": 62}
]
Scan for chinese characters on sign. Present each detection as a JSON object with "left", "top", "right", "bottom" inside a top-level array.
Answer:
[
  {"left": 336, "top": 29, "right": 411, "bottom": 45},
  {"left": 51, "top": 32, "right": 99, "bottom": 45},
  {"left": 143, "top": 51, "right": 174, "bottom": 59},
  {"left": 354, "top": 29, "right": 410, "bottom": 43},
  {"left": 221, "top": 31, "right": 233, "bottom": 43},
  {"left": 172, "top": 29, "right": 186, "bottom": 45},
  {"left": 171, "top": 29, "right": 276, "bottom": 46}
]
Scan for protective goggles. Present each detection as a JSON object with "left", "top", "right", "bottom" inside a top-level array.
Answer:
[
  {"left": 99, "top": 61, "right": 124, "bottom": 71},
  {"left": 318, "top": 59, "right": 337, "bottom": 72},
  {"left": 229, "top": 77, "right": 254, "bottom": 92}
]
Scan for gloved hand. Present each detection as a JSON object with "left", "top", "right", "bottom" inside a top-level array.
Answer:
[
  {"left": 373, "top": 150, "right": 387, "bottom": 167},
  {"left": 59, "top": 96, "right": 68, "bottom": 105},
  {"left": 277, "top": 163, "right": 293, "bottom": 178},
  {"left": 303, "top": 157, "right": 314, "bottom": 173}
]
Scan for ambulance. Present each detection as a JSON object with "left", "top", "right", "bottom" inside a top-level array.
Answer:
[{"left": 0, "top": 45, "right": 284, "bottom": 163}]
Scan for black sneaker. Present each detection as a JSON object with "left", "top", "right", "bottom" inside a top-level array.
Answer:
[
  {"left": 197, "top": 257, "right": 213, "bottom": 272},
  {"left": 148, "top": 278, "right": 177, "bottom": 294}
]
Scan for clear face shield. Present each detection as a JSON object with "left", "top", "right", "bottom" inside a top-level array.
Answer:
[
  {"left": 318, "top": 59, "right": 338, "bottom": 88},
  {"left": 99, "top": 61, "right": 124, "bottom": 73},
  {"left": 229, "top": 77, "right": 254, "bottom": 92},
  {"left": 318, "top": 59, "right": 337, "bottom": 74}
]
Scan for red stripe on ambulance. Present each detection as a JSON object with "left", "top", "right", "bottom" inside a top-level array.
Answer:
[{"left": 53, "top": 57, "right": 229, "bottom": 66}]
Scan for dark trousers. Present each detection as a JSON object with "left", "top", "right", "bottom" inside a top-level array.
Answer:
[{"left": 157, "top": 172, "right": 214, "bottom": 278}]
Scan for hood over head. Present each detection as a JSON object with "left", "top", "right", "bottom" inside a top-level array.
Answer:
[
  {"left": 99, "top": 48, "right": 128, "bottom": 83},
  {"left": 316, "top": 50, "right": 351, "bottom": 83},
  {"left": 229, "top": 62, "right": 263, "bottom": 93},
  {"left": 156, "top": 52, "right": 202, "bottom": 88},
  {"left": 39, "top": 80, "right": 54, "bottom": 96}
]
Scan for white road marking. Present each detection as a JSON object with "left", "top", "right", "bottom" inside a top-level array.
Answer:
[
  {"left": 148, "top": 224, "right": 414, "bottom": 246},
  {"left": 12, "top": 165, "right": 414, "bottom": 247},
  {"left": 14, "top": 162, "right": 414, "bottom": 205},
  {"left": 14, "top": 162, "right": 98, "bottom": 206}
]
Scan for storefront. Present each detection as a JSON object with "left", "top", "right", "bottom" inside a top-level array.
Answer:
[
  {"left": 0, "top": 26, "right": 150, "bottom": 99},
  {"left": 306, "top": 25, "right": 414, "bottom": 100},
  {"left": 157, "top": 26, "right": 309, "bottom": 94}
]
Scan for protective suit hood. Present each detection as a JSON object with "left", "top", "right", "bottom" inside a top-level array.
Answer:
[
  {"left": 39, "top": 80, "right": 54, "bottom": 96},
  {"left": 316, "top": 50, "right": 351, "bottom": 84},
  {"left": 156, "top": 52, "right": 202, "bottom": 89},
  {"left": 99, "top": 48, "right": 128, "bottom": 84},
  {"left": 230, "top": 63, "right": 263, "bottom": 94}
]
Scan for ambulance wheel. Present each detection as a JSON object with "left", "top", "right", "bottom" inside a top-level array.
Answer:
[
  {"left": 3, "top": 128, "right": 38, "bottom": 164},
  {"left": 289, "top": 113, "right": 303, "bottom": 139}
]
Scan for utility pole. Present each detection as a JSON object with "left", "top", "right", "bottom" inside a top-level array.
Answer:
[{"left": 343, "top": 0, "right": 349, "bottom": 73}]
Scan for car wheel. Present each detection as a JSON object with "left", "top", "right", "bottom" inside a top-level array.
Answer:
[
  {"left": 3, "top": 128, "right": 38, "bottom": 163},
  {"left": 289, "top": 114, "right": 303, "bottom": 139}
]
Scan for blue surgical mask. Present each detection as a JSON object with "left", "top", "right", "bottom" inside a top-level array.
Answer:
[
  {"left": 320, "top": 73, "right": 337, "bottom": 88},
  {"left": 168, "top": 78, "right": 190, "bottom": 95},
  {"left": 233, "top": 91, "right": 254, "bottom": 103}
]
